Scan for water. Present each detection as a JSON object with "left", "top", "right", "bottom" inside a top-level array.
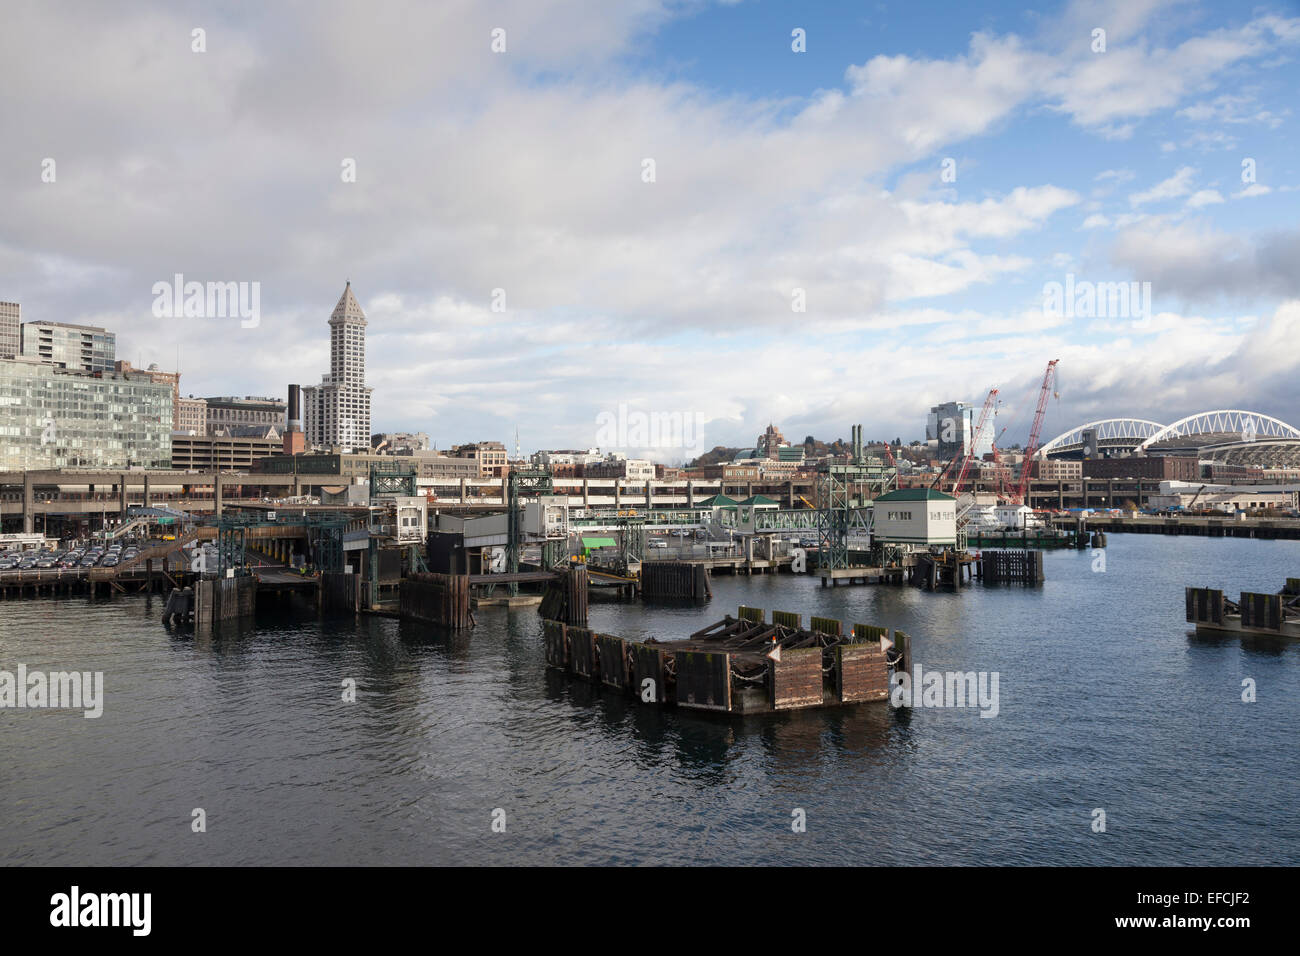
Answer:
[{"left": 2, "top": 535, "right": 1299, "bottom": 866}]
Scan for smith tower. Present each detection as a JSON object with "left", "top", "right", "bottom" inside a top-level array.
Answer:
[{"left": 303, "top": 282, "right": 373, "bottom": 452}]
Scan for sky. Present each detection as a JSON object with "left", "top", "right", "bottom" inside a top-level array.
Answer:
[{"left": 2, "top": 0, "right": 1299, "bottom": 462}]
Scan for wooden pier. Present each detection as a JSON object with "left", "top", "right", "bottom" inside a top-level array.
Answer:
[{"left": 544, "top": 605, "right": 911, "bottom": 716}]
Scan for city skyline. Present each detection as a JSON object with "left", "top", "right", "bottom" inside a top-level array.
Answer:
[{"left": 2, "top": 0, "right": 1299, "bottom": 455}]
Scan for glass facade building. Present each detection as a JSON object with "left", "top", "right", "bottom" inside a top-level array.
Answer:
[
  {"left": 0, "top": 359, "right": 172, "bottom": 471},
  {"left": 20, "top": 321, "right": 116, "bottom": 373}
]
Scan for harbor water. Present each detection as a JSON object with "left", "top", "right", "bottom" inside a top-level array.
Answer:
[{"left": 2, "top": 534, "right": 1298, "bottom": 866}]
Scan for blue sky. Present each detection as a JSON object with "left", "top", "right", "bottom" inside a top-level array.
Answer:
[{"left": 2, "top": 0, "right": 1299, "bottom": 460}]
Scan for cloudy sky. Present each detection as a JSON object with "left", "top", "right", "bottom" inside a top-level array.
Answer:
[{"left": 2, "top": 0, "right": 1299, "bottom": 460}]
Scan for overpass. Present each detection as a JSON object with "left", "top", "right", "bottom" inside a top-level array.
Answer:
[{"left": 1, "top": 468, "right": 838, "bottom": 534}]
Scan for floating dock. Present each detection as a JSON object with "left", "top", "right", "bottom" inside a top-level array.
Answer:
[
  {"left": 544, "top": 605, "right": 910, "bottom": 715},
  {"left": 1185, "top": 579, "right": 1300, "bottom": 638}
]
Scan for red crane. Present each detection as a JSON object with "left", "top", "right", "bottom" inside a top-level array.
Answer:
[
  {"left": 953, "top": 388, "right": 998, "bottom": 495},
  {"left": 1013, "top": 359, "right": 1060, "bottom": 505}
]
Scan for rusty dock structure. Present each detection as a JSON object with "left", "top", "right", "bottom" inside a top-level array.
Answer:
[{"left": 544, "top": 605, "right": 911, "bottom": 715}]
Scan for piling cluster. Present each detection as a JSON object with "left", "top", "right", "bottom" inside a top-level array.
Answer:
[{"left": 544, "top": 605, "right": 910, "bottom": 715}]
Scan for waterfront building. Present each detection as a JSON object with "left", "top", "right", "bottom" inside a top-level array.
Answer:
[
  {"left": 873, "top": 488, "right": 958, "bottom": 546},
  {"left": 20, "top": 320, "right": 116, "bottom": 372},
  {"left": 0, "top": 357, "right": 171, "bottom": 471},
  {"left": 303, "top": 282, "right": 372, "bottom": 453}
]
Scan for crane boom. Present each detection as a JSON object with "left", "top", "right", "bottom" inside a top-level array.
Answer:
[
  {"left": 1014, "top": 359, "right": 1060, "bottom": 504},
  {"left": 953, "top": 388, "right": 998, "bottom": 494}
]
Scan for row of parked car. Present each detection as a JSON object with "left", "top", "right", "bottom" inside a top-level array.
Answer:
[{"left": 0, "top": 541, "right": 142, "bottom": 572}]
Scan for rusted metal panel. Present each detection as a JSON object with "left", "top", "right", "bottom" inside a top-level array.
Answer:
[
  {"left": 675, "top": 651, "right": 732, "bottom": 711},
  {"left": 543, "top": 620, "right": 569, "bottom": 670},
  {"left": 569, "top": 627, "right": 596, "bottom": 678},
  {"left": 738, "top": 605, "right": 764, "bottom": 624},
  {"left": 1185, "top": 587, "right": 1225, "bottom": 625},
  {"left": 629, "top": 643, "right": 668, "bottom": 705},
  {"left": 596, "top": 633, "right": 628, "bottom": 689},
  {"left": 1240, "top": 591, "right": 1282, "bottom": 631},
  {"left": 835, "top": 643, "right": 890, "bottom": 703},
  {"left": 769, "top": 647, "right": 823, "bottom": 710}
]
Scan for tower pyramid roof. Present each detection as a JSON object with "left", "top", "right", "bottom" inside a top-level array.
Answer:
[{"left": 330, "top": 281, "right": 366, "bottom": 325}]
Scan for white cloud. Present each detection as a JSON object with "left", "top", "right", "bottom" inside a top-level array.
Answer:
[
  {"left": 1186, "top": 189, "right": 1224, "bottom": 208},
  {"left": 1129, "top": 166, "right": 1197, "bottom": 205}
]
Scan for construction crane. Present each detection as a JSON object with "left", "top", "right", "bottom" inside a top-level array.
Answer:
[
  {"left": 1012, "top": 359, "right": 1060, "bottom": 505},
  {"left": 953, "top": 388, "right": 998, "bottom": 495}
]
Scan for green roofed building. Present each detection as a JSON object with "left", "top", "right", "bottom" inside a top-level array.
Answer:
[
  {"left": 696, "top": 494, "right": 739, "bottom": 508},
  {"left": 580, "top": 536, "right": 617, "bottom": 556},
  {"left": 874, "top": 488, "right": 956, "bottom": 502},
  {"left": 873, "top": 488, "right": 957, "bottom": 545}
]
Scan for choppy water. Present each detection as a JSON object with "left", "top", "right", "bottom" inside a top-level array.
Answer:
[{"left": 2, "top": 535, "right": 1299, "bottom": 865}]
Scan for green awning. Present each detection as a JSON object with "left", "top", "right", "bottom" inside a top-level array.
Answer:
[{"left": 581, "top": 537, "right": 617, "bottom": 549}]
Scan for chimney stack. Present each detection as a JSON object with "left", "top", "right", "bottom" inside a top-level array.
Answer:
[{"left": 283, "top": 383, "right": 306, "bottom": 456}]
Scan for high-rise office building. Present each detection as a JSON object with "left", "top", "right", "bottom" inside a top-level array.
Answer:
[
  {"left": 21, "top": 320, "right": 116, "bottom": 372},
  {"left": 0, "top": 301, "right": 19, "bottom": 359},
  {"left": 303, "top": 282, "right": 372, "bottom": 453},
  {"left": 927, "top": 400, "right": 993, "bottom": 461}
]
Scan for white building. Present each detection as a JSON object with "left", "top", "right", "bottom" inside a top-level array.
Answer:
[
  {"left": 304, "top": 282, "right": 373, "bottom": 453},
  {"left": 872, "top": 489, "right": 958, "bottom": 546}
]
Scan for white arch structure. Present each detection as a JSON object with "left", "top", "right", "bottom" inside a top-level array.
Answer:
[
  {"left": 1038, "top": 418, "right": 1167, "bottom": 457},
  {"left": 1136, "top": 410, "right": 1300, "bottom": 451}
]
